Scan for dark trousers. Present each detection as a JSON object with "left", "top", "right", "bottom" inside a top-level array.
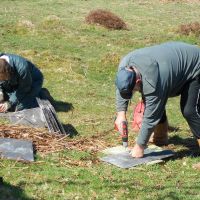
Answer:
[
  {"left": 159, "top": 110, "right": 167, "bottom": 124},
  {"left": 180, "top": 77, "right": 200, "bottom": 139}
]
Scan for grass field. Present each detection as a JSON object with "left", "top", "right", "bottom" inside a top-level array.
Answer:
[{"left": 0, "top": 0, "right": 200, "bottom": 199}]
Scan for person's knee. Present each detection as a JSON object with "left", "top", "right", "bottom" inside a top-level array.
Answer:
[{"left": 16, "top": 98, "right": 38, "bottom": 111}]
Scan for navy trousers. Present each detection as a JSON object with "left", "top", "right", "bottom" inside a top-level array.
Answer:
[{"left": 180, "top": 76, "right": 200, "bottom": 139}]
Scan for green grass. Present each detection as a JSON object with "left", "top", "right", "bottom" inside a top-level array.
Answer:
[{"left": 0, "top": 0, "right": 200, "bottom": 199}]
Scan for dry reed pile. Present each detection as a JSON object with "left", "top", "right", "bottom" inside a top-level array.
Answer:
[
  {"left": 85, "top": 9, "right": 128, "bottom": 30},
  {"left": 0, "top": 125, "right": 110, "bottom": 155}
]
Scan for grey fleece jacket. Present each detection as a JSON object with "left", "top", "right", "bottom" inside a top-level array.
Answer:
[{"left": 116, "top": 41, "right": 200, "bottom": 146}]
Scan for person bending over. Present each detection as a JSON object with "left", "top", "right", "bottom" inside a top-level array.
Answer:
[
  {"left": 115, "top": 41, "right": 200, "bottom": 158},
  {"left": 0, "top": 53, "right": 43, "bottom": 112}
]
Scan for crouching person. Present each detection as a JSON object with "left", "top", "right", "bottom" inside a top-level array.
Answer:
[{"left": 0, "top": 53, "right": 43, "bottom": 112}]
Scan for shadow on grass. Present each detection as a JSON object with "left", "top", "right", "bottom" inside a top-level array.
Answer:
[
  {"left": 169, "top": 135, "right": 200, "bottom": 159},
  {"left": 0, "top": 179, "right": 33, "bottom": 200},
  {"left": 63, "top": 124, "right": 79, "bottom": 138},
  {"left": 168, "top": 125, "right": 180, "bottom": 132},
  {"left": 78, "top": 175, "right": 200, "bottom": 199},
  {"left": 52, "top": 101, "right": 78, "bottom": 137},
  {"left": 53, "top": 100, "right": 74, "bottom": 113}
]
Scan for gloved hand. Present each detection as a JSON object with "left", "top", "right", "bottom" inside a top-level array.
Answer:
[
  {"left": 0, "top": 101, "right": 11, "bottom": 112},
  {"left": 0, "top": 90, "right": 4, "bottom": 102},
  {"left": 115, "top": 111, "right": 127, "bottom": 133},
  {"left": 115, "top": 111, "right": 129, "bottom": 148}
]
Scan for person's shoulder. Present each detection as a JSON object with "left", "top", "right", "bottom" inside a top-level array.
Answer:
[
  {"left": 160, "top": 41, "right": 198, "bottom": 48},
  {"left": 8, "top": 54, "right": 30, "bottom": 72},
  {"left": 7, "top": 53, "right": 26, "bottom": 61}
]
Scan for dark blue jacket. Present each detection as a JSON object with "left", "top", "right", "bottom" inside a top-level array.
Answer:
[{"left": 0, "top": 53, "right": 43, "bottom": 110}]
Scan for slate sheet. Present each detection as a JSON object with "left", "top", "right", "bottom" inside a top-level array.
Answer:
[
  {"left": 0, "top": 107, "right": 46, "bottom": 128},
  {"left": 100, "top": 146, "right": 174, "bottom": 168},
  {"left": 0, "top": 138, "right": 34, "bottom": 162}
]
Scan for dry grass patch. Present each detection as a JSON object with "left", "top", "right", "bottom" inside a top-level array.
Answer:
[
  {"left": 161, "top": 0, "right": 200, "bottom": 3},
  {"left": 177, "top": 22, "right": 200, "bottom": 36},
  {"left": 85, "top": 9, "right": 128, "bottom": 30},
  {"left": 100, "top": 52, "right": 121, "bottom": 66},
  {"left": 0, "top": 125, "right": 110, "bottom": 155},
  {"left": 40, "top": 15, "right": 66, "bottom": 33},
  {"left": 14, "top": 19, "right": 35, "bottom": 35}
]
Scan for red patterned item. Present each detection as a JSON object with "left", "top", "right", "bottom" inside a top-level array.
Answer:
[{"left": 132, "top": 100, "right": 145, "bottom": 132}]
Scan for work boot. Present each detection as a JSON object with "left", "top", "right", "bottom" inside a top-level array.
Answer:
[
  {"left": 149, "top": 119, "right": 169, "bottom": 146},
  {"left": 192, "top": 139, "right": 200, "bottom": 170}
]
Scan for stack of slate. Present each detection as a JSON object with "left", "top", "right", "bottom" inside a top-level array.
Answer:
[{"left": 36, "top": 98, "right": 66, "bottom": 135}]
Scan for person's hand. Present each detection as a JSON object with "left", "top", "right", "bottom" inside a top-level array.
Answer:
[
  {"left": 131, "top": 143, "right": 145, "bottom": 158},
  {"left": 115, "top": 111, "right": 127, "bottom": 133},
  {"left": 0, "top": 101, "right": 11, "bottom": 113}
]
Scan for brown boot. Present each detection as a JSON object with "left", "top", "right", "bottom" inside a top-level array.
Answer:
[{"left": 149, "top": 119, "right": 169, "bottom": 146}]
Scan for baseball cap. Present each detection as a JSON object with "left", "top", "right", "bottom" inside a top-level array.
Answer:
[{"left": 115, "top": 67, "right": 136, "bottom": 99}]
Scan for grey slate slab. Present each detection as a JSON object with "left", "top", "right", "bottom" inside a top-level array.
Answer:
[
  {"left": 36, "top": 98, "right": 66, "bottom": 134},
  {"left": 100, "top": 148, "right": 174, "bottom": 168},
  {"left": 0, "top": 107, "right": 46, "bottom": 128},
  {"left": 0, "top": 138, "right": 34, "bottom": 162}
]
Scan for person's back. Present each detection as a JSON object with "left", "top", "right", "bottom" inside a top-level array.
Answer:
[
  {"left": 119, "top": 41, "right": 200, "bottom": 98},
  {"left": 138, "top": 42, "right": 200, "bottom": 96}
]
